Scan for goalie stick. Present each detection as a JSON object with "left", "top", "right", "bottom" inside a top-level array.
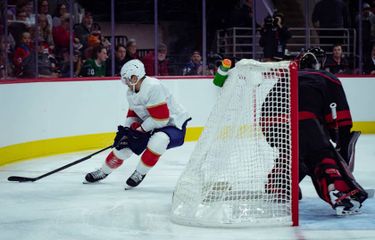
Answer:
[
  {"left": 330, "top": 102, "right": 340, "bottom": 151},
  {"left": 327, "top": 104, "right": 375, "bottom": 198},
  {"left": 8, "top": 145, "right": 112, "bottom": 182}
]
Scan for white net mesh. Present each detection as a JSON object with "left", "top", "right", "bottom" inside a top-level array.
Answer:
[{"left": 171, "top": 60, "right": 297, "bottom": 227}]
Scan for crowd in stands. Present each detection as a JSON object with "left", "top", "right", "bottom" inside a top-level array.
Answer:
[
  {"left": 2, "top": 0, "right": 375, "bottom": 79},
  {"left": 0, "top": 0, "right": 210, "bottom": 79}
]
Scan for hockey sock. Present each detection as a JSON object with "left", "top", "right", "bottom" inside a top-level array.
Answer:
[
  {"left": 136, "top": 148, "right": 161, "bottom": 175},
  {"left": 102, "top": 151, "right": 124, "bottom": 174}
]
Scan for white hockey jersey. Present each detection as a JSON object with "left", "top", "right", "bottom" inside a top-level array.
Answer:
[{"left": 125, "top": 76, "right": 190, "bottom": 132}]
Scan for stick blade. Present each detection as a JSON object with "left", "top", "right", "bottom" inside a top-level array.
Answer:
[
  {"left": 366, "top": 189, "right": 375, "bottom": 198},
  {"left": 8, "top": 176, "right": 36, "bottom": 182}
]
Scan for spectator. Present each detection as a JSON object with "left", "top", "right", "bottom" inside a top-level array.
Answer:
[
  {"left": 0, "top": 35, "right": 11, "bottom": 79},
  {"left": 36, "top": 43, "right": 58, "bottom": 78},
  {"left": 74, "top": 11, "right": 93, "bottom": 49},
  {"left": 60, "top": 49, "right": 83, "bottom": 78},
  {"left": 363, "top": 43, "right": 375, "bottom": 74},
  {"left": 20, "top": 0, "right": 36, "bottom": 27},
  {"left": 7, "top": 4, "right": 16, "bottom": 21},
  {"left": 8, "top": 10, "right": 29, "bottom": 45},
  {"left": 52, "top": 13, "right": 70, "bottom": 54},
  {"left": 355, "top": 3, "right": 375, "bottom": 63},
  {"left": 38, "top": 0, "right": 52, "bottom": 31},
  {"left": 142, "top": 43, "right": 169, "bottom": 76},
  {"left": 12, "top": 31, "right": 33, "bottom": 77},
  {"left": 224, "top": 0, "right": 260, "bottom": 58},
  {"left": 324, "top": 44, "right": 351, "bottom": 74},
  {"left": 227, "top": 0, "right": 256, "bottom": 28},
  {"left": 259, "top": 12, "right": 292, "bottom": 61},
  {"left": 312, "top": 0, "right": 350, "bottom": 52},
  {"left": 124, "top": 38, "right": 139, "bottom": 62},
  {"left": 86, "top": 23, "right": 110, "bottom": 50},
  {"left": 38, "top": 14, "right": 54, "bottom": 48},
  {"left": 80, "top": 45, "right": 108, "bottom": 77},
  {"left": 52, "top": 3, "right": 67, "bottom": 27},
  {"left": 182, "top": 51, "right": 203, "bottom": 75},
  {"left": 106, "top": 43, "right": 127, "bottom": 76}
]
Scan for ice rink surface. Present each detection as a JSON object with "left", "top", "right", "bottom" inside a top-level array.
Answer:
[{"left": 0, "top": 135, "right": 374, "bottom": 240}]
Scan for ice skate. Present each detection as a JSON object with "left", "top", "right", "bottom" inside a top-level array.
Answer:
[
  {"left": 330, "top": 190, "right": 361, "bottom": 216},
  {"left": 125, "top": 170, "right": 146, "bottom": 190},
  {"left": 84, "top": 169, "right": 109, "bottom": 183}
]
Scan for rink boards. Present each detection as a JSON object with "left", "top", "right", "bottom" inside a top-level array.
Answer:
[{"left": 0, "top": 75, "right": 374, "bottom": 166}]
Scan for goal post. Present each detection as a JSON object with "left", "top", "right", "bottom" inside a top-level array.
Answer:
[{"left": 171, "top": 59, "right": 299, "bottom": 227}]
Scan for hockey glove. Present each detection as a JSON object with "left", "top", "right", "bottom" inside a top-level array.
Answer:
[
  {"left": 113, "top": 125, "right": 151, "bottom": 154},
  {"left": 113, "top": 125, "right": 128, "bottom": 150}
]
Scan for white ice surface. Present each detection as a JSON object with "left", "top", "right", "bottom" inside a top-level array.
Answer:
[{"left": 0, "top": 135, "right": 375, "bottom": 240}]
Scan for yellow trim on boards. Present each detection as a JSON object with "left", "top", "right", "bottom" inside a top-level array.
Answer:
[
  {"left": 1, "top": 123, "right": 374, "bottom": 167},
  {"left": 0, "top": 127, "right": 204, "bottom": 167},
  {"left": 352, "top": 121, "right": 375, "bottom": 133}
]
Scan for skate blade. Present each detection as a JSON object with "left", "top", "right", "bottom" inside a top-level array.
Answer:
[
  {"left": 335, "top": 206, "right": 361, "bottom": 216},
  {"left": 124, "top": 185, "right": 134, "bottom": 190},
  {"left": 82, "top": 180, "right": 102, "bottom": 184},
  {"left": 366, "top": 189, "right": 375, "bottom": 198}
]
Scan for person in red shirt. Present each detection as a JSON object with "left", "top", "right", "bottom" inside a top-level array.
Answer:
[
  {"left": 12, "top": 31, "right": 32, "bottom": 77},
  {"left": 142, "top": 43, "right": 169, "bottom": 76},
  {"left": 52, "top": 13, "right": 70, "bottom": 51}
]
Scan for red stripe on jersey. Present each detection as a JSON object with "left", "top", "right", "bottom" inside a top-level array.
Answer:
[
  {"left": 147, "top": 103, "right": 170, "bottom": 121},
  {"left": 299, "top": 111, "right": 317, "bottom": 120},
  {"left": 141, "top": 148, "right": 161, "bottom": 167},
  {"left": 105, "top": 151, "right": 124, "bottom": 169},
  {"left": 327, "top": 120, "right": 353, "bottom": 128},
  {"left": 338, "top": 120, "right": 353, "bottom": 127},
  {"left": 324, "top": 110, "right": 352, "bottom": 123},
  {"left": 127, "top": 109, "right": 139, "bottom": 118}
]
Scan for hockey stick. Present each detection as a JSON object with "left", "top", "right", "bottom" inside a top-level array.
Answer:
[
  {"left": 366, "top": 189, "right": 375, "bottom": 198},
  {"left": 327, "top": 105, "right": 375, "bottom": 198},
  {"left": 8, "top": 145, "right": 112, "bottom": 182},
  {"left": 330, "top": 102, "right": 340, "bottom": 151}
]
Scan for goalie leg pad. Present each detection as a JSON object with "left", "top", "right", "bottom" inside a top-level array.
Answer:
[
  {"left": 313, "top": 157, "right": 351, "bottom": 205},
  {"left": 313, "top": 156, "right": 368, "bottom": 207}
]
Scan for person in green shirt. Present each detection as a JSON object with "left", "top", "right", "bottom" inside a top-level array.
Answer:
[{"left": 81, "top": 45, "right": 108, "bottom": 77}]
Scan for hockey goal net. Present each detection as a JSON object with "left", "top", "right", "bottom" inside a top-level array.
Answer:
[{"left": 171, "top": 59, "right": 299, "bottom": 227}]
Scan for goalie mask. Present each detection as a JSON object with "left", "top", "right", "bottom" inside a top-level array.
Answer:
[
  {"left": 120, "top": 59, "right": 146, "bottom": 90},
  {"left": 299, "top": 47, "right": 326, "bottom": 70}
]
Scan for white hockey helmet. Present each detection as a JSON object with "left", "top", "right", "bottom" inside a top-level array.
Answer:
[{"left": 120, "top": 59, "right": 146, "bottom": 85}]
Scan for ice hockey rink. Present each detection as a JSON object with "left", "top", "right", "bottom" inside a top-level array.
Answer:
[{"left": 0, "top": 135, "right": 374, "bottom": 240}]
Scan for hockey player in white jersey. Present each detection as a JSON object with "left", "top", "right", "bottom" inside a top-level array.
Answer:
[{"left": 85, "top": 59, "right": 191, "bottom": 189}]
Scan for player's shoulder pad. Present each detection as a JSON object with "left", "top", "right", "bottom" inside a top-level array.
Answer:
[{"left": 140, "top": 76, "right": 164, "bottom": 93}]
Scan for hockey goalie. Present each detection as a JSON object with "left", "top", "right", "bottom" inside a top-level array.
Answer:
[{"left": 263, "top": 48, "right": 368, "bottom": 216}]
